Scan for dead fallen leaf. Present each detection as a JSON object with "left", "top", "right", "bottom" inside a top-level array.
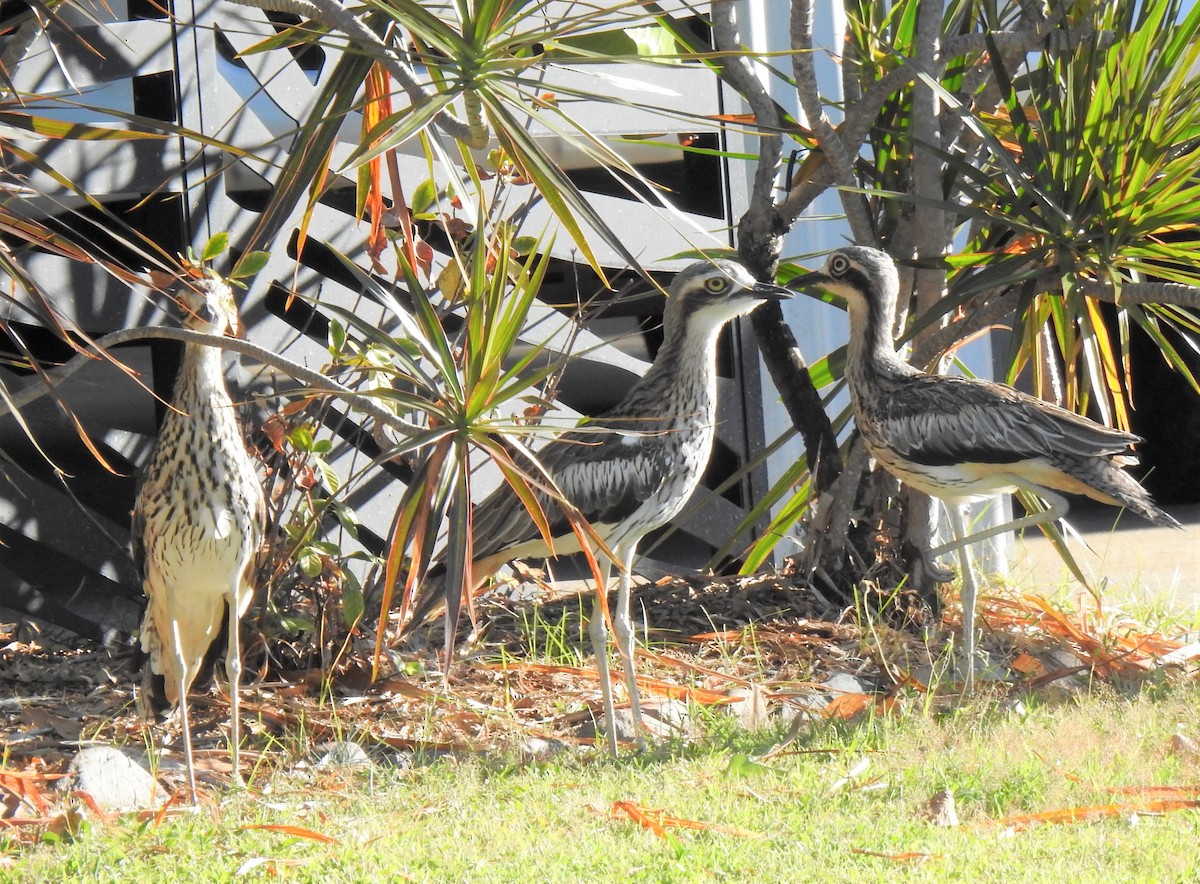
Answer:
[
  {"left": 241, "top": 823, "right": 342, "bottom": 845},
  {"left": 18, "top": 707, "right": 82, "bottom": 741},
  {"left": 984, "top": 798, "right": 1200, "bottom": 830},
  {"left": 823, "top": 693, "right": 874, "bottom": 720},
  {"left": 1010, "top": 653, "right": 1047, "bottom": 677},
  {"left": 610, "top": 801, "right": 762, "bottom": 839},
  {"left": 851, "top": 848, "right": 941, "bottom": 863}
]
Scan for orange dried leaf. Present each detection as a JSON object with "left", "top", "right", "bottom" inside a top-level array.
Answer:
[
  {"left": 261, "top": 415, "right": 289, "bottom": 453},
  {"left": 612, "top": 801, "right": 670, "bottom": 840},
  {"left": 686, "top": 630, "right": 744, "bottom": 643},
  {"left": 823, "top": 693, "right": 874, "bottom": 720},
  {"left": 987, "top": 798, "right": 1200, "bottom": 830},
  {"left": 611, "top": 801, "right": 761, "bottom": 839},
  {"left": 241, "top": 823, "right": 342, "bottom": 845},
  {"left": 481, "top": 663, "right": 734, "bottom": 705},
  {"left": 636, "top": 648, "right": 754, "bottom": 688},
  {"left": 70, "top": 790, "right": 114, "bottom": 822},
  {"left": 1010, "top": 652, "right": 1047, "bottom": 676},
  {"left": 1107, "top": 784, "right": 1200, "bottom": 798},
  {"left": 0, "top": 769, "right": 60, "bottom": 816},
  {"left": 851, "top": 848, "right": 941, "bottom": 863}
]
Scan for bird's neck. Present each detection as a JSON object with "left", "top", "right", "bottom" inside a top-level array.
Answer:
[
  {"left": 845, "top": 292, "right": 918, "bottom": 387},
  {"left": 635, "top": 315, "right": 724, "bottom": 419},
  {"left": 175, "top": 340, "right": 235, "bottom": 408}
]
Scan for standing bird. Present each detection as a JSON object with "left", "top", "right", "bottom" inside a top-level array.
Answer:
[
  {"left": 133, "top": 275, "right": 265, "bottom": 799},
  {"left": 794, "top": 245, "right": 1179, "bottom": 687},
  {"left": 404, "top": 260, "right": 792, "bottom": 753}
]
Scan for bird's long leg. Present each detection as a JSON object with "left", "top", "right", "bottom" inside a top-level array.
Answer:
[
  {"left": 170, "top": 619, "right": 197, "bottom": 803},
  {"left": 928, "top": 485, "right": 1070, "bottom": 561},
  {"left": 928, "top": 485, "right": 1070, "bottom": 691},
  {"left": 611, "top": 543, "right": 646, "bottom": 753},
  {"left": 225, "top": 581, "right": 245, "bottom": 789},
  {"left": 943, "top": 504, "right": 979, "bottom": 692},
  {"left": 587, "top": 556, "right": 620, "bottom": 757}
]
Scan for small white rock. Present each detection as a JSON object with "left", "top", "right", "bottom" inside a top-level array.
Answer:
[
  {"left": 64, "top": 746, "right": 164, "bottom": 812},
  {"left": 820, "top": 673, "right": 865, "bottom": 696},
  {"left": 313, "top": 740, "right": 372, "bottom": 769}
]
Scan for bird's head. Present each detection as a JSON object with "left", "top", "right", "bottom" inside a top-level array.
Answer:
[
  {"left": 173, "top": 277, "right": 242, "bottom": 337},
  {"left": 791, "top": 245, "right": 899, "bottom": 317},
  {"left": 664, "top": 259, "right": 793, "bottom": 334}
]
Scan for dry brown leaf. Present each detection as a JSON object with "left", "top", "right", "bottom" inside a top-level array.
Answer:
[
  {"left": 824, "top": 693, "right": 874, "bottom": 720},
  {"left": 984, "top": 798, "right": 1200, "bottom": 830},
  {"left": 1010, "top": 653, "right": 1047, "bottom": 676},
  {"left": 636, "top": 648, "right": 753, "bottom": 688},
  {"left": 20, "top": 707, "right": 83, "bottom": 741},
  {"left": 241, "top": 823, "right": 342, "bottom": 845},
  {"left": 610, "top": 801, "right": 762, "bottom": 839},
  {"left": 0, "top": 769, "right": 55, "bottom": 817},
  {"left": 1105, "top": 784, "right": 1200, "bottom": 798},
  {"left": 851, "top": 848, "right": 941, "bottom": 863},
  {"left": 482, "top": 663, "right": 734, "bottom": 706}
]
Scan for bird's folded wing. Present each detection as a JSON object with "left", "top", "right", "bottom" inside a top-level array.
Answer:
[
  {"left": 877, "top": 375, "right": 1142, "bottom": 466},
  {"left": 470, "top": 425, "right": 676, "bottom": 561}
]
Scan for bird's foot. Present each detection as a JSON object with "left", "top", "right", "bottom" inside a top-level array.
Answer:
[
  {"left": 594, "top": 707, "right": 650, "bottom": 753},
  {"left": 921, "top": 554, "right": 957, "bottom": 585}
]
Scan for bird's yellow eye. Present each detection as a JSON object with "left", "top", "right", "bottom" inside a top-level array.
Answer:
[
  {"left": 704, "top": 276, "right": 729, "bottom": 293},
  {"left": 829, "top": 254, "right": 850, "bottom": 276}
]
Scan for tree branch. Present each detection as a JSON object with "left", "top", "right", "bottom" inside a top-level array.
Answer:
[
  {"left": 710, "top": 0, "right": 785, "bottom": 273},
  {"left": 780, "top": 22, "right": 1107, "bottom": 228},
  {"left": 712, "top": 0, "right": 842, "bottom": 494},
  {"left": 789, "top": 0, "right": 873, "bottom": 242}
]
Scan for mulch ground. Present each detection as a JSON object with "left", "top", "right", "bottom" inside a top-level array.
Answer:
[{"left": 2, "top": 567, "right": 1197, "bottom": 801}]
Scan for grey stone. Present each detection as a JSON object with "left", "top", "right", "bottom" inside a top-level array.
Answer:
[
  {"left": 64, "top": 745, "right": 164, "bottom": 812},
  {"left": 820, "top": 673, "right": 865, "bottom": 696},
  {"left": 578, "top": 705, "right": 681, "bottom": 745},
  {"left": 313, "top": 740, "right": 372, "bottom": 769},
  {"left": 518, "top": 737, "right": 568, "bottom": 762},
  {"left": 649, "top": 698, "right": 692, "bottom": 734},
  {"left": 729, "top": 684, "right": 773, "bottom": 731}
]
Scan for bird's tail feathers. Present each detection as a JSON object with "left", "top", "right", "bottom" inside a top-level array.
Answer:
[{"left": 1082, "top": 457, "right": 1181, "bottom": 530}]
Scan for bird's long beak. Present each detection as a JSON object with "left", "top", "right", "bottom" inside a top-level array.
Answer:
[
  {"left": 753, "top": 280, "right": 795, "bottom": 301},
  {"left": 788, "top": 270, "right": 845, "bottom": 304},
  {"left": 788, "top": 270, "right": 830, "bottom": 291}
]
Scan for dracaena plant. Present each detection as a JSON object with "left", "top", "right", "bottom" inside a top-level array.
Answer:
[{"left": 264, "top": 178, "right": 614, "bottom": 669}]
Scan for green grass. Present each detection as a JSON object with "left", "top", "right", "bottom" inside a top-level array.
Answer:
[{"left": 10, "top": 686, "right": 1200, "bottom": 882}]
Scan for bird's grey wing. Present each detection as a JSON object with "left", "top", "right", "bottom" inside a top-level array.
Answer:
[
  {"left": 879, "top": 375, "right": 1142, "bottom": 466},
  {"left": 470, "top": 423, "right": 674, "bottom": 561}
]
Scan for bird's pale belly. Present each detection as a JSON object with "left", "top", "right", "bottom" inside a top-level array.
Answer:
[{"left": 865, "top": 440, "right": 1024, "bottom": 502}]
